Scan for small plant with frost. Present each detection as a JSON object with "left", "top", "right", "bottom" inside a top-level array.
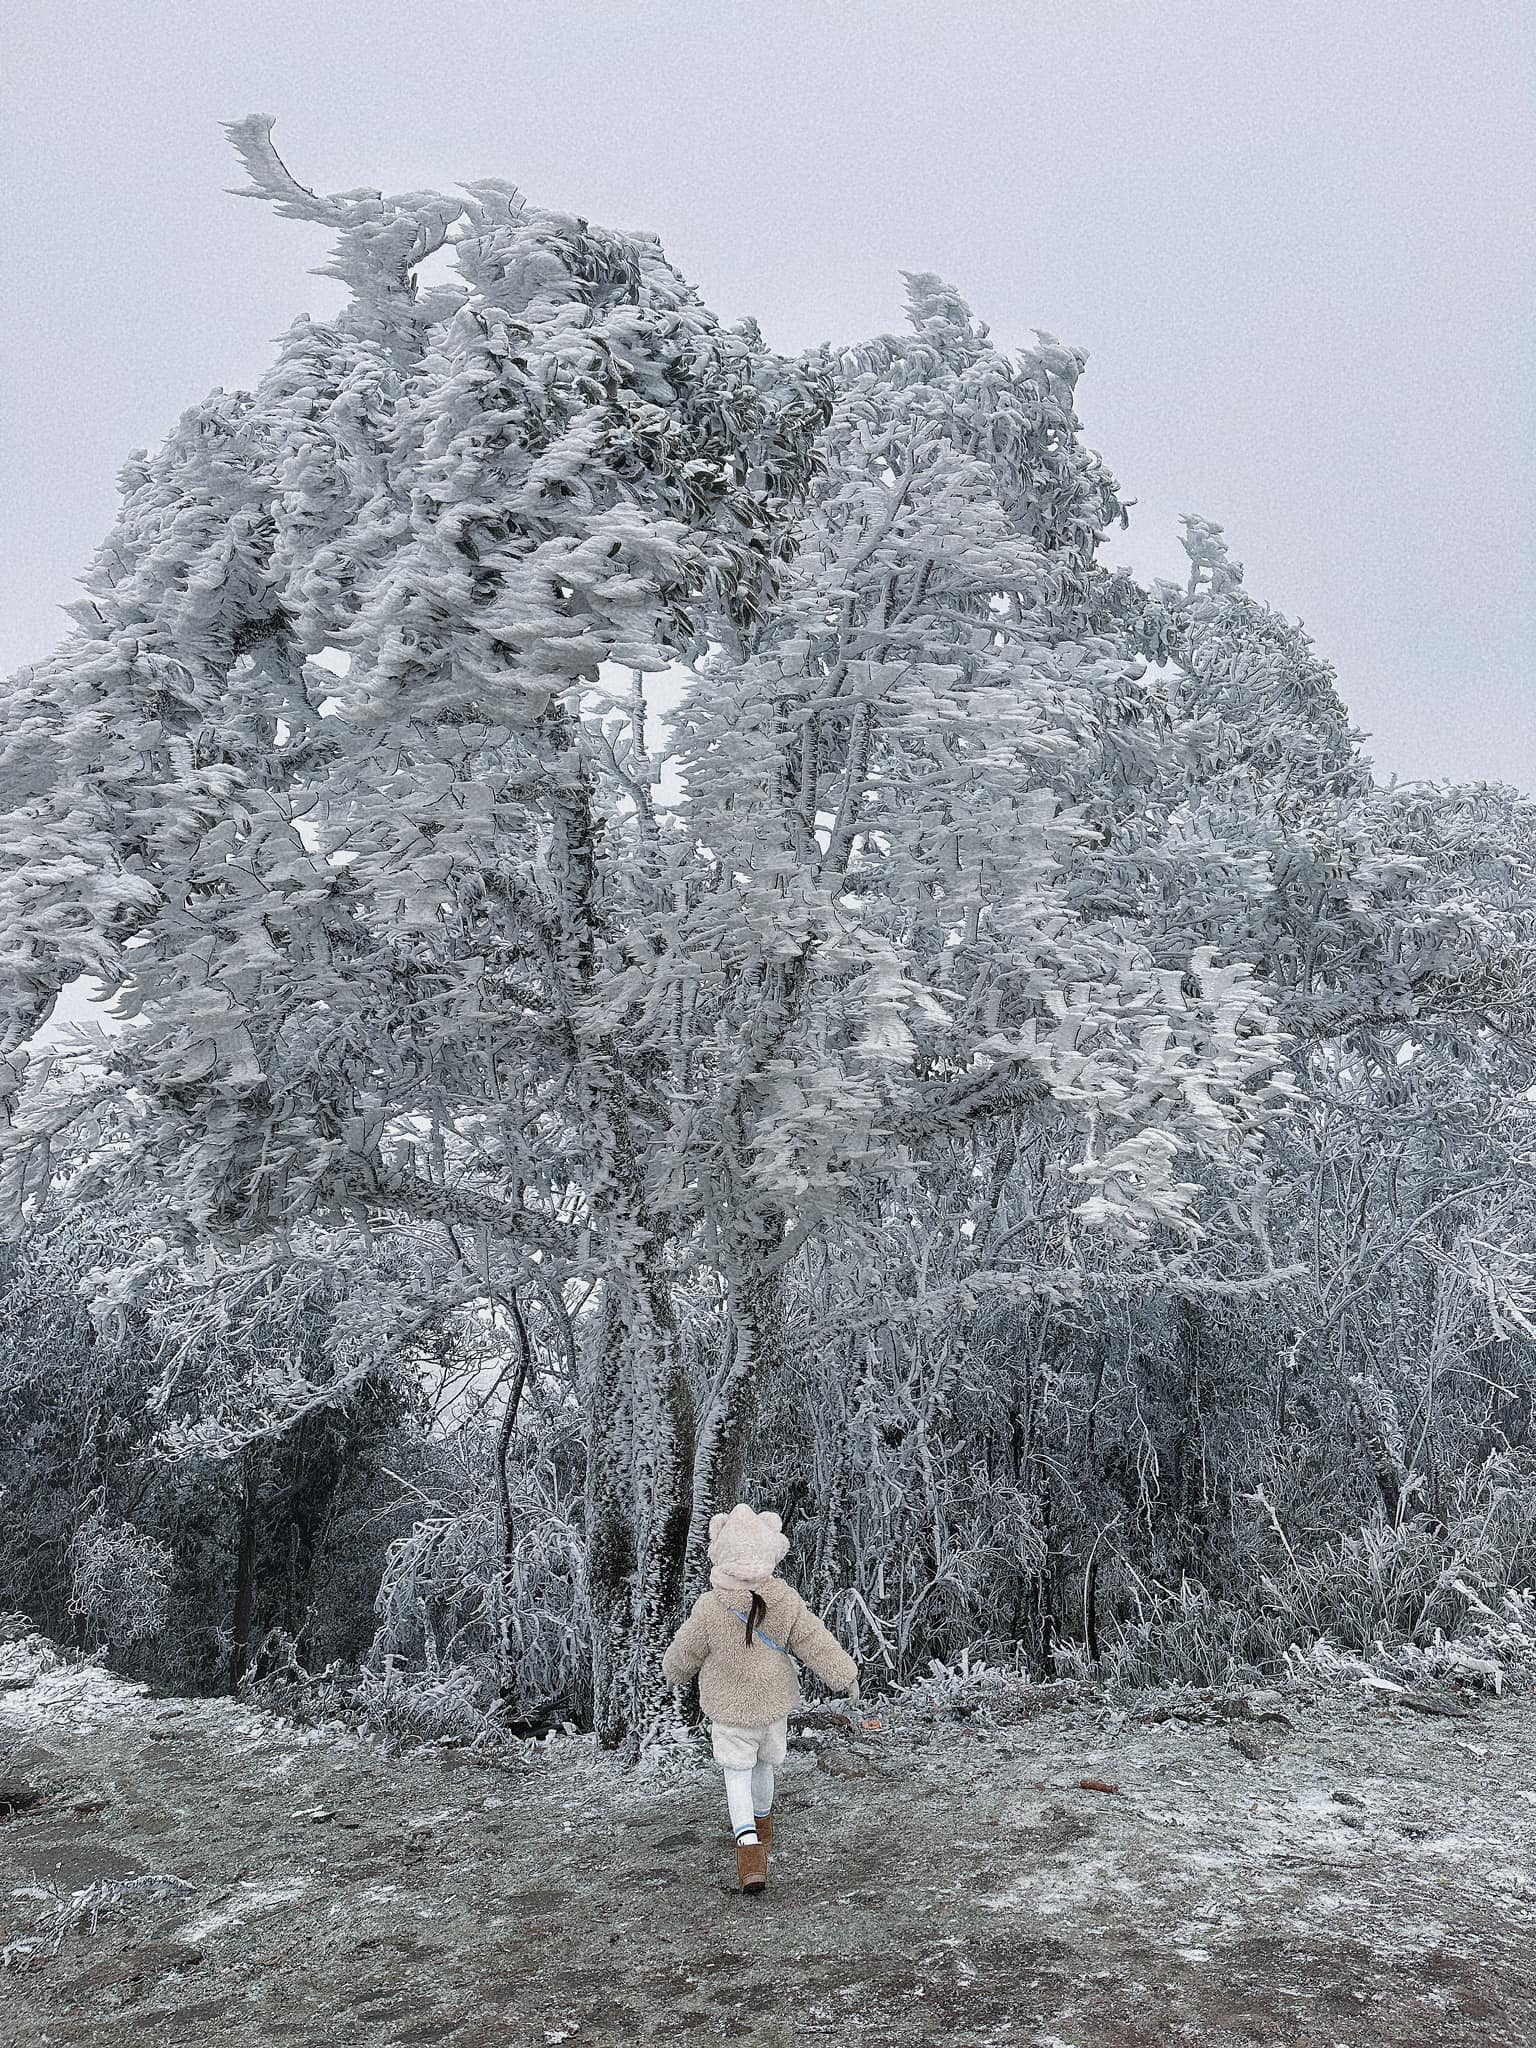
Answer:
[{"left": 1, "top": 1874, "right": 194, "bottom": 1971}]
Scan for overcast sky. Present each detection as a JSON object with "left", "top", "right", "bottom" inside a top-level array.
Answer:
[{"left": 3, "top": 2, "right": 1531, "bottom": 789}]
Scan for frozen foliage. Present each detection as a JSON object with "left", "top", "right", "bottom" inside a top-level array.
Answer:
[
  {"left": 2, "top": 124, "right": 1535, "bottom": 1751},
  {"left": 1287, "top": 1588, "right": 1536, "bottom": 1698}
]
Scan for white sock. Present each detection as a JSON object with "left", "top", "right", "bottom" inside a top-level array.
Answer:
[
  {"left": 723, "top": 1767, "right": 758, "bottom": 1846},
  {"left": 751, "top": 1761, "right": 774, "bottom": 1822}
]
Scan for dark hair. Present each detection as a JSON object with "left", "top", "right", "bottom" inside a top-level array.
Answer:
[{"left": 745, "top": 1591, "right": 767, "bottom": 1647}]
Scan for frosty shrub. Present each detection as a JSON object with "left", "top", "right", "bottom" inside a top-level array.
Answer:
[
  {"left": 367, "top": 1412, "right": 589, "bottom": 1737},
  {"left": 67, "top": 1516, "right": 173, "bottom": 1652}
]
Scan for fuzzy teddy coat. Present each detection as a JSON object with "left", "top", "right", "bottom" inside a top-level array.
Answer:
[{"left": 661, "top": 1575, "right": 857, "bottom": 1727}]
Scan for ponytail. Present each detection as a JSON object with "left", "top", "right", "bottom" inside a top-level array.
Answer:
[{"left": 745, "top": 1591, "right": 767, "bottom": 1647}]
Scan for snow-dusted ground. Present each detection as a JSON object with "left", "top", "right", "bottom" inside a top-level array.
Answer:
[{"left": 2, "top": 1630, "right": 1533, "bottom": 2047}]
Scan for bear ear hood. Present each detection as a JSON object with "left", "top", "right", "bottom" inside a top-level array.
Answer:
[{"left": 707, "top": 1502, "right": 789, "bottom": 1592}]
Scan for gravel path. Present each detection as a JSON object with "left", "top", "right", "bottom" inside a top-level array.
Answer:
[{"left": 2, "top": 1633, "right": 1533, "bottom": 2047}]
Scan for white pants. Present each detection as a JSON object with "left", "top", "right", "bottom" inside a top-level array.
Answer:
[{"left": 710, "top": 1715, "right": 788, "bottom": 1770}]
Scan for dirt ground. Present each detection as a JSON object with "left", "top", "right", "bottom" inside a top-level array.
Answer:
[{"left": 2, "top": 1630, "right": 1534, "bottom": 2048}]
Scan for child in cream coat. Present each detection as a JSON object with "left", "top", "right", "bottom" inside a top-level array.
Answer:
[{"left": 661, "top": 1502, "right": 859, "bottom": 1893}]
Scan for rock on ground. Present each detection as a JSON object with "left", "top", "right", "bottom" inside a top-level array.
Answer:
[{"left": 2, "top": 1635, "right": 1533, "bottom": 2047}]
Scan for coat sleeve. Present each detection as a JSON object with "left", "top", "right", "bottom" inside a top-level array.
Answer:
[
  {"left": 783, "top": 1594, "right": 857, "bottom": 1694},
  {"left": 660, "top": 1595, "right": 713, "bottom": 1687}
]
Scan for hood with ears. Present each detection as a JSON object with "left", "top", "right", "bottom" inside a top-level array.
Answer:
[{"left": 707, "top": 1502, "right": 790, "bottom": 1592}]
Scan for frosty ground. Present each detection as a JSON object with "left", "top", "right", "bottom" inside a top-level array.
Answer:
[{"left": 2, "top": 1635, "right": 1533, "bottom": 2048}]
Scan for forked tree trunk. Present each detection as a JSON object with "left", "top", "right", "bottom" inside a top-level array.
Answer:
[
  {"left": 548, "top": 739, "right": 695, "bottom": 1755},
  {"left": 683, "top": 1231, "right": 787, "bottom": 1591}
]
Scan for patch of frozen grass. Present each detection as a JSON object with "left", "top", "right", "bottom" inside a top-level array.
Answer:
[
  {"left": 0, "top": 1624, "right": 63, "bottom": 1691},
  {"left": 893, "top": 1649, "right": 1091, "bottom": 1727},
  {"left": 0, "top": 1643, "right": 147, "bottom": 1736},
  {"left": 178, "top": 1878, "right": 307, "bottom": 1946}
]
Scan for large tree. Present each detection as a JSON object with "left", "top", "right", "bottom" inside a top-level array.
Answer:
[{"left": 2, "top": 125, "right": 1299, "bottom": 1748}]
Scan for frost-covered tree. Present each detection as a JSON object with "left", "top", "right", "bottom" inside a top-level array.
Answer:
[{"left": 5, "top": 122, "right": 1535, "bottom": 1742}]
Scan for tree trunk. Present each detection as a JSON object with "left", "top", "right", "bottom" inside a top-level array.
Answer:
[
  {"left": 584, "top": 1257, "right": 694, "bottom": 1757},
  {"left": 229, "top": 1453, "right": 259, "bottom": 1694},
  {"left": 495, "top": 1292, "right": 532, "bottom": 1702},
  {"left": 575, "top": 1089, "right": 694, "bottom": 1758}
]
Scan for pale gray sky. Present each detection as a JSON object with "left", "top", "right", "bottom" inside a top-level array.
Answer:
[{"left": 3, "top": 1, "right": 1531, "bottom": 788}]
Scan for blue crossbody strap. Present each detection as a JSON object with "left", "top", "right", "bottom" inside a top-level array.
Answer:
[{"left": 722, "top": 1604, "right": 795, "bottom": 1660}]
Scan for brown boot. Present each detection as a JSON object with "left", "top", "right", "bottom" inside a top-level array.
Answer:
[
  {"left": 735, "top": 1838, "right": 768, "bottom": 1892},
  {"left": 723, "top": 1816, "right": 774, "bottom": 1850}
]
